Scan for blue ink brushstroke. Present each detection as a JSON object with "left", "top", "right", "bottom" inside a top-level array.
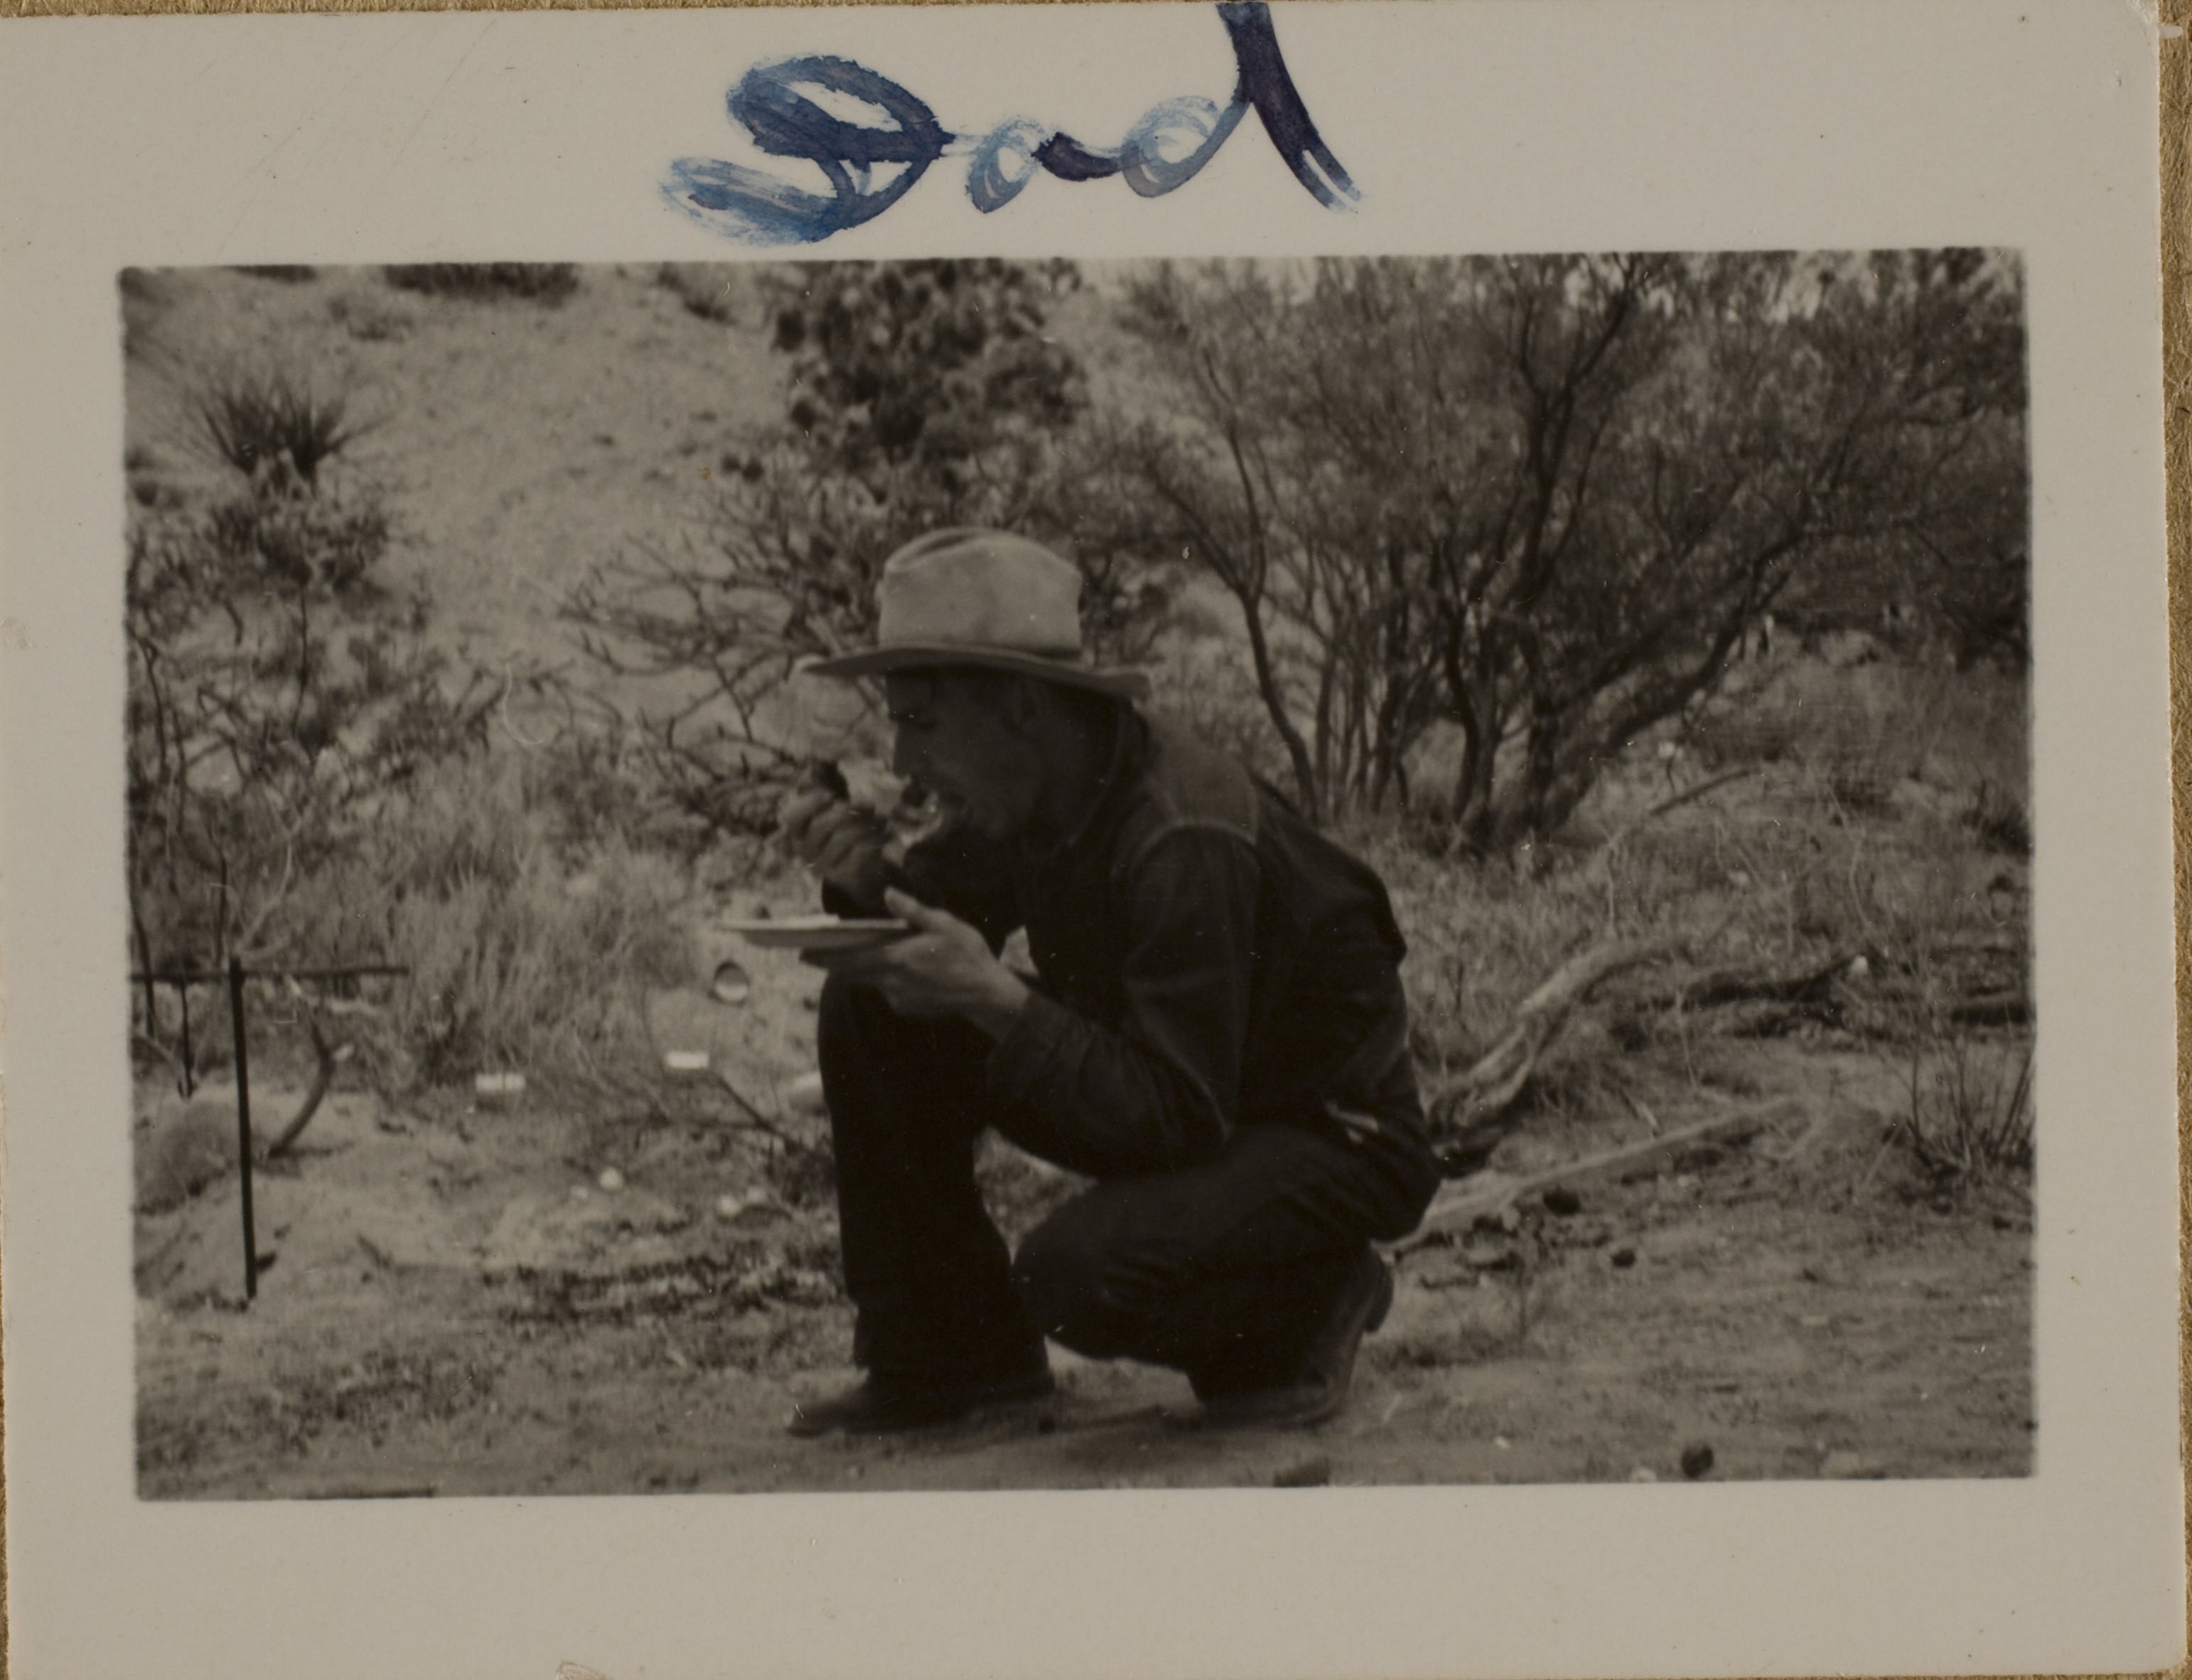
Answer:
[
  {"left": 665, "top": 55, "right": 947, "bottom": 243},
  {"left": 965, "top": 119, "right": 1050, "bottom": 213},
  {"left": 1032, "top": 133, "right": 1122, "bottom": 183},
  {"left": 1117, "top": 95, "right": 1249, "bottom": 198},
  {"left": 662, "top": 3, "right": 1354, "bottom": 244},
  {"left": 1216, "top": 0, "right": 1358, "bottom": 209}
]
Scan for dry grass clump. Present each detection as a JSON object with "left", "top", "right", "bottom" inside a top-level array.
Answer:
[
  {"left": 1895, "top": 1034, "right": 2033, "bottom": 1193},
  {"left": 248, "top": 754, "right": 694, "bottom": 1097},
  {"left": 377, "top": 757, "right": 693, "bottom": 1090},
  {"left": 1964, "top": 777, "right": 2031, "bottom": 857}
]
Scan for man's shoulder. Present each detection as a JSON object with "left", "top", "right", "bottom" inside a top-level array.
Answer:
[{"left": 1114, "top": 717, "right": 1261, "bottom": 861}]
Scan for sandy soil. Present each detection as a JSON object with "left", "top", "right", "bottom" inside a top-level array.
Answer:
[{"left": 135, "top": 1034, "right": 2032, "bottom": 1499}]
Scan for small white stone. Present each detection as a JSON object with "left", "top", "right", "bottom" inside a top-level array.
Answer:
[
  {"left": 598, "top": 1168, "right": 625, "bottom": 1192},
  {"left": 1628, "top": 1465, "right": 1658, "bottom": 1483}
]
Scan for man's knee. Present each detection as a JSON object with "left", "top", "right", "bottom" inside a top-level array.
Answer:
[{"left": 1011, "top": 1196, "right": 1145, "bottom": 1354}]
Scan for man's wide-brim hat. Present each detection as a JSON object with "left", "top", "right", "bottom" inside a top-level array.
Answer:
[{"left": 804, "top": 529, "right": 1151, "bottom": 703}]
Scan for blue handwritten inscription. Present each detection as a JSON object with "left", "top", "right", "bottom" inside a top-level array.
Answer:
[{"left": 663, "top": 1, "right": 1355, "bottom": 245}]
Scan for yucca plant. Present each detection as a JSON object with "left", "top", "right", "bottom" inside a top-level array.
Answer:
[{"left": 196, "top": 371, "right": 370, "bottom": 488}]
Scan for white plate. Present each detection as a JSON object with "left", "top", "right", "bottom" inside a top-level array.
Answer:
[{"left": 723, "top": 915, "right": 910, "bottom": 952}]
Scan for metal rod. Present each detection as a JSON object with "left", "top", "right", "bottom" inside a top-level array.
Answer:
[
  {"left": 177, "top": 982, "right": 195, "bottom": 1098},
  {"left": 134, "top": 916, "right": 159, "bottom": 1065},
  {"left": 226, "top": 955, "right": 257, "bottom": 1303},
  {"left": 130, "top": 965, "right": 410, "bottom": 986}
]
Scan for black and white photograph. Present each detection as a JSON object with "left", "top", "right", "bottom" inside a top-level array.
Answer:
[
  {"left": 1, "top": 4, "right": 2178, "bottom": 1676},
  {"left": 123, "top": 250, "right": 2038, "bottom": 1497}
]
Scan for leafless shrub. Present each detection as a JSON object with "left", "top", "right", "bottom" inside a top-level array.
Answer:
[
  {"left": 1965, "top": 778, "right": 2031, "bottom": 856},
  {"left": 1895, "top": 1033, "right": 2033, "bottom": 1192}
]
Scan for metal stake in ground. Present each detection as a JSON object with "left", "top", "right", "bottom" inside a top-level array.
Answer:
[{"left": 226, "top": 954, "right": 257, "bottom": 1302}]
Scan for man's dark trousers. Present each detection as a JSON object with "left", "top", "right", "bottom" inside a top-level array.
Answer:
[{"left": 817, "top": 974, "right": 1436, "bottom": 1394}]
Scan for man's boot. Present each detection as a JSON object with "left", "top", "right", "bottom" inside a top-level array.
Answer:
[{"left": 1193, "top": 1247, "right": 1392, "bottom": 1429}]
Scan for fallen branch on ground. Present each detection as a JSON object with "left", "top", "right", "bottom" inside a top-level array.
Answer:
[
  {"left": 1660, "top": 952, "right": 1867, "bottom": 1011},
  {"left": 1427, "top": 935, "right": 1685, "bottom": 1145},
  {"left": 1391, "top": 1099, "right": 1796, "bottom": 1255},
  {"left": 1947, "top": 991, "right": 2031, "bottom": 1028}
]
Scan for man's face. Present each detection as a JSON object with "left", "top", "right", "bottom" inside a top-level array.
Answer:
[{"left": 884, "top": 672, "right": 1044, "bottom": 844}]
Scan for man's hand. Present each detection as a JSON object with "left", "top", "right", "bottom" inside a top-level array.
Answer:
[
  {"left": 778, "top": 782, "right": 889, "bottom": 905},
  {"left": 806, "top": 888, "right": 1029, "bottom": 1039}
]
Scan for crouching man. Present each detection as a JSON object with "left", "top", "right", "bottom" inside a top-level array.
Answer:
[{"left": 780, "top": 529, "right": 1439, "bottom": 1436}]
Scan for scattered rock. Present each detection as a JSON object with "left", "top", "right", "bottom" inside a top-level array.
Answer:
[
  {"left": 710, "top": 960, "right": 751, "bottom": 1006},
  {"left": 598, "top": 1168, "right": 625, "bottom": 1192},
  {"left": 1272, "top": 1455, "right": 1331, "bottom": 1488},
  {"left": 782, "top": 1072, "right": 827, "bottom": 1115},
  {"left": 715, "top": 1189, "right": 794, "bottom": 1227},
  {"left": 1611, "top": 1247, "right": 1638, "bottom": 1269},
  {"left": 1680, "top": 1442, "right": 1715, "bottom": 1480},
  {"left": 1542, "top": 1187, "right": 1584, "bottom": 1216},
  {"left": 1461, "top": 1238, "right": 1520, "bottom": 1271},
  {"left": 473, "top": 1072, "right": 526, "bottom": 1110},
  {"left": 1820, "top": 1449, "right": 1887, "bottom": 1480},
  {"left": 349, "top": 1211, "right": 459, "bottom": 1271},
  {"left": 1628, "top": 1465, "right": 1658, "bottom": 1482}
]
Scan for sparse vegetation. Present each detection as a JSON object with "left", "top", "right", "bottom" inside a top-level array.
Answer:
[
  {"left": 1897, "top": 1034, "right": 2034, "bottom": 1195},
  {"left": 372, "top": 757, "right": 693, "bottom": 1089},
  {"left": 382, "top": 262, "right": 579, "bottom": 303}
]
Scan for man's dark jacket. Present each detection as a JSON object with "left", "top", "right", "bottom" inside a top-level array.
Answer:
[{"left": 832, "top": 709, "right": 1433, "bottom": 1184}]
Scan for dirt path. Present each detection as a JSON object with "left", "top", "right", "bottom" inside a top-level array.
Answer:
[{"left": 135, "top": 1063, "right": 2031, "bottom": 1499}]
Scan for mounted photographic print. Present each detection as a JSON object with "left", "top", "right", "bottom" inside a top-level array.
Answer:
[{"left": 1, "top": 5, "right": 2177, "bottom": 1679}]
